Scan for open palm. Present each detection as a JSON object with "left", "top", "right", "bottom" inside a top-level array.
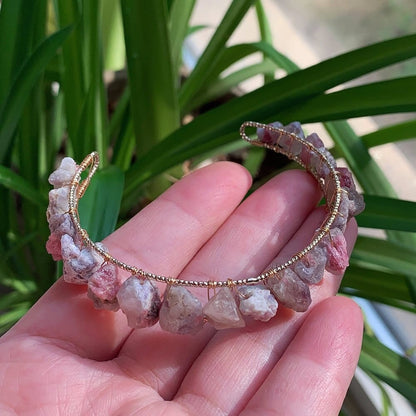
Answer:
[{"left": 0, "top": 162, "right": 363, "bottom": 415}]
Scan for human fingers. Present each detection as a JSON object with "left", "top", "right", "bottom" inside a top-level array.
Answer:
[
  {"left": 3, "top": 162, "right": 251, "bottom": 360},
  {"left": 241, "top": 296, "right": 363, "bottom": 416},
  {"left": 115, "top": 169, "right": 321, "bottom": 399},
  {"left": 172, "top": 211, "right": 357, "bottom": 415}
]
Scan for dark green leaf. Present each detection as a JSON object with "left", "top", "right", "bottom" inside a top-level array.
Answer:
[
  {"left": 255, "top": 0, "right": 274, "bottom": 84},
  {"left": 0, "top": 26, "right": 72, "bottom": 163},
  {"left": 360, "top": 333, "right": 416, "bottom": 405},
  {"left": 55, "top": 0, "right": 85, "bottom": 158},
  {"left": 361, "top": 119, "right": 416, "bottom": 148},
  {"left": 352, "top": 236, "right": 416, "bottom": 279},
  {"left": 0, "top": 0, "right": 44, "bottom": 104},
  {"left": 341, "top": 264, "right": 415, "bottom": 310},
  {"left": 124, "top": 34, "right": 416, "bottom": 206},
  {"left": 0, "top": 166, "right": 47, "bottom": 207},
  {"left": 278, "top": 77, "right": 416, "bottom": 122},
  {"left": 170, "top": 0, "right": 196, "bottom": 78},
  {"left": 179, "top": 0, "right": 256, "bottom": 109},
  {"left": 121, "top": 0, "right": 179, "bottom": 155},
  {"left": 357, "top": 195, "right": 416, "bottom": 232},
  {"left": 78, "top": 165, "right": 124, "bottom": 241}
]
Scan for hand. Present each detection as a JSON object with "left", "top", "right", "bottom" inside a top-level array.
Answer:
[{"left": 0, "top": 162, "right": 363, "bottom": 416}]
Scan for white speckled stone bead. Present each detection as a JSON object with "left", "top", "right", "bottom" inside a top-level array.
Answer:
[
  {"left": 203, "top": 287, "right": 245, "bottom": 330},
  {"left": 117, "top": 276, "right": 161, "bottom": 329},
  {"left": 48, "top": 157, "right": 77, "bottom": 188},
  {"left": 266, "top": 268, "right": 311, "bottom": 312},
  {"left": 237, "top": 285, "right": 278, "bottom": 322},
  {"left": 159, "top": 286, "right": 204, "bottom": 335}
]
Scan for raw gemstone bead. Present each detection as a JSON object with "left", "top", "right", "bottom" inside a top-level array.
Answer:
[
  {"left": 257, "top": 121, "right": 283, "bottom": 145},
  {"left": 278, "top": 132, "right": 294, "bottom": 152},
  {"left": 331, "top": 192, "right": 349, "bottom": 231},
  {"left": 117, "top": 276, "right": 161, "bottom": 328},
  {"left": 336, "top": 167, "right": 356, "bottom": 191},
  {"left": 48, "top": 212, "right": 74, "bottom": 235},
  {"left": 237, "top": 285, "right": 278, "bottom": 322},
  {"left": 159, "top": 285, "right": 204, "bottom": 335},
  {"left": 46, "top": 232, "right": 63, "bottom": 261},
  {"left": 290, "top": 137, "right": 303, "bottom": 156},
  {"left": 283, "top": 121, "right": 305, "bottom": 139},
  {"left": 48, "top": 157, "right": 77, "bottom": 188},
  {"left": 46, "top": 213, "right": 78, "bottom": 260},
  {"left": 348, "top": 189, "right": 365, "bottom": 217},
  {"left": 88, "top": 262, "right": 120, "bottom": 311},
  {"left": 306, "top": 132, "right": 325, "bottom": 149},
  {"left": 322, "top": 148, "right": 336, "bottom": 168},
  {"left": 203, "top": 287, "right": 245, "bottom": 330},
  {"left": 336, "top": 167, "right": 365, "bottom": 217},
  {"left": 321, "top": 228, "right": 349, "bottom": 274},
  {"left": 294, "top": 247, "right": 326, "bottom": 284},
  {"left": 61, "top": 234, "right": 103, "bottom": 284},
  {"left": 306, "top": 133, "right": 335, "bottom": 165},
  {"left": 309, "top": 151, "right": 330, "bottom": 178},
  {"left": 47, "top": 186, "right": 70, "bottom": 219},
  {"left": 266, "top": 268, "right": 311, "bottom": 312}
]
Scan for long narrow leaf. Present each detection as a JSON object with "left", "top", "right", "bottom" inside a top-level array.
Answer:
[
  {"left": 0, "top": 166, "right": 48, "bottom": 207},
  {"left": 357, "top": 195, "right": 416, "bottom": 232},
  {"left": 192, "top": 60, "right": 277, "bottom": 110},
  {"left": 55, "top": 0, "right": 85, "bottom": 158},
  {"left": 124, "top": 34, "right": 416, "bottom": 204},
  {"left": 0, "top": 26, "right": 72, "bottom": 163},
  {"left": 359, "top": 333, "right": 416, "bottom": 405},
  {"left": 179, "top": 0, "right": 256, "bottom": 109},
  {"left": 170, "top": 0, "right": 196, "bottom": 80},
  {"left": 121, "top": 0, "right": 179, "bottom": 155},
  {"left": 255, "top": 0, "right": 274, "bottom": 84},
  {"left": 352, "top": 236, "right": 416, "bottom": 279},
  {"left": 78, "top": 166, "right": 124, "bottom": 241},
  {"left": 0, "top": 0, "right": 38, "bottom": 103},
  {"left": 278, "top": 77, "right": 416, "bottom": 123},
  {"left": 342, "top": 264, "right": 414, "bottom": 307},
  {"left": 361, "top": 119, "right": 416, "bottom": 148},
  {"left": 184, "top": 41, "right": 298, "bottom": 113}
]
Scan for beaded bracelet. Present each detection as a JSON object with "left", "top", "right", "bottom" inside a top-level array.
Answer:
[{"left": 46, "top": 121, "right": 364, "bottom": 334}]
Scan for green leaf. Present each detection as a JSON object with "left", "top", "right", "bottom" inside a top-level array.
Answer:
[
  {"left": 255, "top": 0, "right": 274, "bottom": 84},
  {"left": 341, "top": 264, "right": 415, "bottom": 310},
  {"left": 81, "top": 0, "right": 109, "bottom": 163},
  {"left": 121, "top": 0, "right": 179, "bottom": 155},
  {"left": 0, "top": 26, "right": 72, "bottom": 163},
  {"left": 359, "top": 333, "right": 416, "bottom": 405},
  {"left": 179, "top": 0, "right": 256, "bottom": 109},
  {"left": 361, "top": 119, "right": 416, "bottom": 148},
  {"left": 170, "top": 0, "right": 196, "bottom": 79},
  {"left": 357, "top": 195, "right": 416, "bottom": 232},
  {"left": 0, "top": 0, "right": 43, "bottom": 104},
  {"left": 192, "top": 60, "right": 277, "bottom": 110},
  {"left": 55, "top": 0, "right": 85, "bottom": 157},
  {"left": 0, "top": 166, "right": 48, "bottom": 207},
  {"left": 123, "top": 34, "right": 416, "bottom": 206},
  {"left": 78, "top": 165, "right": 124, "bottom": 242},
  {"left": 278, "top": 77, "right": 416, "bottom": 122},
  {"left": 185, "top": 41, "right": 299, "bottom": 113},
  {"left": 101, "top": 0, "right": 125, "bottom": 71},
  {"left": 352, "top": 236, "right": 416, "bottom": 279}
]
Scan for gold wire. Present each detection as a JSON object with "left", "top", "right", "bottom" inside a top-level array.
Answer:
[{"left": 68, "top": 122, "right": 342, "bottom": 288}]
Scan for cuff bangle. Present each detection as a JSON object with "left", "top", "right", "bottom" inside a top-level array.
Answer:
[{"left": 46, "top": 121, "right": 364, "bottom": 334}]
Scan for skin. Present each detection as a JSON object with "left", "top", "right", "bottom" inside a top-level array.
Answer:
[{"left": 0, "top": 162, "right": 363, "bottom": 416}]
